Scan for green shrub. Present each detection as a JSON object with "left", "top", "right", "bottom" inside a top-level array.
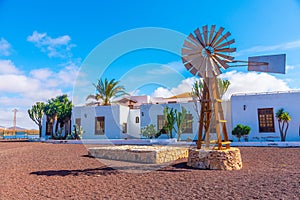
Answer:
[
  {"left": 141, "top": 124, "right": 157, "bottom": 139},
  {"left": 232, "top": 124, "right": 251, "bottom": 142}
]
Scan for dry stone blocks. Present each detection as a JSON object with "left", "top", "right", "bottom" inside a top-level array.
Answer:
[
  {"left": 88, "top": 145, "right": 188, "bottom": 164},
  {"left": 187, "top": 147, "right": 242, "bottom": 170}
]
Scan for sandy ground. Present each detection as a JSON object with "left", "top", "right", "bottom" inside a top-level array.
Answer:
[{"left": 0, "top": 140, "right": 299, "bottom": 199}]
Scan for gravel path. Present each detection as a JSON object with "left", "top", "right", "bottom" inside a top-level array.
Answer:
[{"left": 0, "top": 141, "right": 299, "bottom": 199}]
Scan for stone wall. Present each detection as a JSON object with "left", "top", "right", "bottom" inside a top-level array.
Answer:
[
  {"left": 187, "top": 147, "right": 242, "bottom": 170},
  {"left": 88, "top": 145, "right": 188, "bottom": 164}
]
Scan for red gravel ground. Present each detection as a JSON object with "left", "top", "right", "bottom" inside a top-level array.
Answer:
[{"left": 0, "top": 141, "right": 299, "bottom": 200}]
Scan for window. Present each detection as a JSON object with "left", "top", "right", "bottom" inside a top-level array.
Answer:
[
  {"left": 157, "top": 115, "right": 167, "bottom": 134},
  {"left": 75, "top": 118, "right": 81, "bottom": 127},
  {"left": 182, "top": 114, "right": 193, "bottom": 133},
  {"left": 258, "top": 108, "right": 275, "bottom": 132},
  {"left": 95, "top": 116, "right": 105, "bottom": 135},
  {"left": 135, "top": 117, "right": 139, "bottom": 123},
  {"left": 122, "top": 123, "right": 127, "bottom": 133}
]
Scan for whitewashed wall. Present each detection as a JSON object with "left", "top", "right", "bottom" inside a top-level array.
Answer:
[
  {"left": 231, "top": 91, "right": 300, "bottom": 142},
  {"left": 41, "top": 114, "right": 47, "bottom": 139},
  {"left": 140, "top": 102, "right": 199, "bottom": 140},
  {"left": 72, "top": 105, "right": 129, "bottom": 139},
  {"left": 127, "top": 109, "right": 141, "bottom": 138},
  {"left": 119, "top": 105, "right": 129, "bottom": 139}
]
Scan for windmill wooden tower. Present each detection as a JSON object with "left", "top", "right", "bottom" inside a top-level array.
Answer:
[{"left": 181, "top": 25, "right": 235, "bottom": 150}]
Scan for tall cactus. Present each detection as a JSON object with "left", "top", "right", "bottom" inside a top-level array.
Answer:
[
  {"left": 175, "top": 106, "right": 188, "bottom": 141},
  {"left": 163, "top": 107, "right": 176, "bottom": 138},
  {"left": 28, "top": 102, "right": 45, "bottom": 137}
]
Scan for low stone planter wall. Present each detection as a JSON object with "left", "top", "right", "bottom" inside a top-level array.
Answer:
[
  {"left": 187, "top": 147, "right": 242, "bottom": 170},
  {"left": 88, "top": 145, "right": 188, "bottom": 164}
]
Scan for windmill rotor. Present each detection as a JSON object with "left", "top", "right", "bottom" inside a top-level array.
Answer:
[{"left": 181, "top": 25, "right": 236, "bottom": 78}]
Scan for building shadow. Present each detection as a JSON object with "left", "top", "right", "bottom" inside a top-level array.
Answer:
[
  {"left": 30, "top": 157, "right": 195, "bottom": 177},
  {"left": 30, "top": 166, "right": 118, "bottom": 177}
]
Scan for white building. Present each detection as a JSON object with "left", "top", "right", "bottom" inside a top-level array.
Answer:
[
  {"left": 41, "top": 91, "right": 300, "bottom": 142},
  {"left": 231, "top": 91, "right": 300, "bottom": 142},
  {"left": 72, "top": 104, "right": 140, "bottom": 139}
]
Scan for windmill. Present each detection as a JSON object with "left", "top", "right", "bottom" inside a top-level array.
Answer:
[{"left": 181, "top": 25, "right": 235, "bottom": 150}]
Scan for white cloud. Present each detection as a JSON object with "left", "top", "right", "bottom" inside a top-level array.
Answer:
[
  {"left": 0, "top": 38, "right": 12, "bottom": 56},
  {"left": 57, "top": 61, "right": 80, "bottom": 86},
  {"left": 0, "top": 59, "right": 21, "bottom": 74},
  {"left": 220, "top": 71, "right": 291, "bottom": 99},
  {"left": 0, "top": 60, "right": 80, "bottom": 129},
  {"left": 30, "top": 68, "right": 53, "bottom": 80},
  {"left": 151, "top": 77, "right": 198, "bottom": 98},
  {"left": 151, "top": 71, "right": 291, "bottom": 101},
  {"left": 27, "top": 31, "right": 75, "bottom": 58},
  {"left": 162, "top": 61, "right": 186, "bottom": 72},
  {"left": 27, "top": 32, "right": 47, "bottom": 43},
  {"left": 237, "top": 39, "right": 300, "bottom": 56},
  {"left": 0, "top": 74, "right": 40, "bottom": 93},
  {"left": 151, "top": 87, "right": 174, "bottom": 98},
  {"left": 29, "top": 61, "right": 80, "bottom": 89},
  {"left": 286, "top": 65, "right": 294, "bottom": 71}
]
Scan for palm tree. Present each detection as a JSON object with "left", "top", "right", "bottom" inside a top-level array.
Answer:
[
  {"left": 86, "top": 78, "right": 127, "bottom": 106},
  {"left": 275, "top": 108, "right": 291, "bottom": 141}
]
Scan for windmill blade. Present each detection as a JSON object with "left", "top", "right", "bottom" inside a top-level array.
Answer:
[
  {"left": 212, "top": 31, "right": 231, "bottom": 47},
  {"left": 190, "top": 67, "right": 199, "bottom": 76},
  {"left": 182, "top": 57, "right": 188, "bottom": 64},
  {"left": 211, "top": 58, "right": 222, "bottom": 71},
  {"left": 182, "top": 53, "right": 201, "bottom": 63},
  {"left": 209, "top": 57, "right": 221, "bottom": 76},
  {"left": 208, "top": 25, "right": 216, "bottom": 46},
  {"left": 188, "top": 55, "right": 206, "bottom": 77},
  {"left": 215, "top": 47, "right": 236, "bottom": 53},
  {"left": 189, "top": 54, "right": 204, "bottom": 68},
  {"left": 182, "top": 58, "right": 193, "bottom": 71},
  {"left": 210, "top": 27, "right": 225, "bottom": 47},
  {"left": 215, "top": 39, "right": 235, "bottom": 49},
  {"left": 183, "top": 40, "right": 199, "bottom": 50},
  {"left": 194, "top": 28, "right": 205, "bottom": 48},
  {"left": 202, "top": 25, "right": 209, "bottom": 46},
  {"left": 181, "top": 47, "right": 201, "bottom": 56},
  {"left": 211, "top": 55, "right": 229, "bottom": 70},
  {"left": 197, "top": 57, "right": 207, "bottom": 78},
  {"left": 187, "top": 33, "right": 202, "bottom": 48},
  {"left": 205, "top": 57, "right": 215, "bottom": 77},
  {"left": 215, "top": 53, "right": 234, "bottom": 61},
  {"left": 183, "top": 62, "right": 193, "bottom": 71}
]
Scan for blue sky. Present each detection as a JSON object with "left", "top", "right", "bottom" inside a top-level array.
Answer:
[{"left": 1, "top": 0, "right": 300, "bottom": 128}]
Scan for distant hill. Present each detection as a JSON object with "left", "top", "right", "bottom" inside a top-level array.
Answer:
[
  {"left": 7, "top": 126, "right": 27, "bottom": 130},
  {"left": 0, "top": 126, "right": 37, "bottom": 131}
]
